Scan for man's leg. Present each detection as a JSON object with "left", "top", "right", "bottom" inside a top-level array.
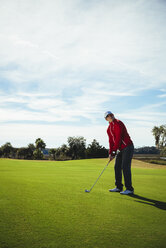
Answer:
[
  {"left": 114, "top": 152, "right": 123, "bottom": 190},
  {"left": 121, "top": 144, "right": 134, "bottom": 191}
]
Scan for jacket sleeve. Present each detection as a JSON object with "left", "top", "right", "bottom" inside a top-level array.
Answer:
[
  {"left": 107, "top": 127, "right": 113, "bottom": 155},
  {"left": 112, "top": 122, "right": 122, "bottom": 151},
  {"left": 109, "top": 136, "right": 113, "bottom": 155}
]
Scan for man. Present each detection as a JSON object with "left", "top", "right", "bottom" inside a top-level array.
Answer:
[{"left": 104, "top": 111, "right": 134, "bottom": 195}]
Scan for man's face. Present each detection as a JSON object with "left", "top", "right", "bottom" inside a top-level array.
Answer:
[{"left": 106, "top": 114, "right": 114, "bottom": 122}]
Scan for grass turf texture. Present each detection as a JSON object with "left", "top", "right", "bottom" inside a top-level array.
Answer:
[{"left": 0, "top": 158, "right": 166, "bottom": 248}]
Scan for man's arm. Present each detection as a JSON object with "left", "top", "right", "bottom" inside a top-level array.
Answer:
[
  {"left": 108, "top": 130, "right": 114, "bottom": 156},
  {"left": 112, "top": 122, "right": 122, "bottom": 152}
]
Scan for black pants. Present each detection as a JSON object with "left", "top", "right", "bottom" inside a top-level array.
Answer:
[{"left": 114, "top": 144, "right": 134, "bottom": 191}]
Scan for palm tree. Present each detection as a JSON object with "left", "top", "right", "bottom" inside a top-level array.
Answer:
[
  {"left": 152, "top": 125, "right": 166, "bottom": 149},
  {"left": 160, "top": 125, "right": 166, "bottom": 148},
  {"left": 152, "top": 126, "right": 161, "bottom": 149}
]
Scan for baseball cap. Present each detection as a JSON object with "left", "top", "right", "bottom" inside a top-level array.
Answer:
[{"left": 104, "top": 111, "right": 113, "bottom": 119}]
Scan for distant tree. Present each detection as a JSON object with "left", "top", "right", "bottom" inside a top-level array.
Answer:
[
  {"left": 33, "top": 138, "right": 46, "bottom": 160},
  {"left": 58, "top": 144, "right": 71, "bottom": 160},
  {"left": 0, "top": 142, "right": 14, "bottom": 158},
  {"left": 16, "top": 147, "right": 28, "bottom": 159},
  {"left": 160, "top": 147, "right": 166, "bottom": 156},
  {"left": 160, "top": 125, "right": 166, "bottom": 147},
  {"left": 27, "top": 143, "right": 35, "bottom": 159},
  {"left": 0, "top": 147, "right": 3, "bottom": 157},
  {"left": 49, "top": 148, "right": 57, "bottom": 160},
  {"left": 60, "top": 144, "right": 69, "bottom": 156},
  {"left": 86, "top": 139, "right": 108, "bottom": 158},
  {"left": 152, "top": 125, "right": 166, "bottom": 155},
  {"left": 33, "top": 149, "right": 44, "bottom": 160},
  {"left": 12, "top": 148, "right": 18, "bottom": 158},
  {"left": 67, "top": 136, "right": 86, "bottom": 159},
  {"left": 16, "top": 145, "right": 35, "bottom": 160},
  {"left": 28, "top": 143, "right": 35, "bottom": 151},
  {"left": 152, "top": 126, "right": 161, "bottom": 149},
  {"left": 35, "top": 138, "right": 46, "bottom": 150},
  {"left": 49, "top": 145, "right": 70, "bottom": 160}
]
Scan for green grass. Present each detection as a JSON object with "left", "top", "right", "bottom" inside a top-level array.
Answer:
[{"left": 0, "top": 158, "right": 166, "bottom": 248}]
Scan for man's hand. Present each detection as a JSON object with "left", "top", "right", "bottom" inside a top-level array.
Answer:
[
  {"left": 111, "top": 151, "right": 117, "bottom": 157},
  {"left": 109, "top": 154, "right": 114, "bottom": 161}
]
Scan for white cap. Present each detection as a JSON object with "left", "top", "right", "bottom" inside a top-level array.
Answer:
[{"left": 104, "top": 111, "right": 113, "bottom": 119}]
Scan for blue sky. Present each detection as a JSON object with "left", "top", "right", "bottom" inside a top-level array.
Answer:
[{"left": 0, "top": 0, "right": 166, "bottom": 148}]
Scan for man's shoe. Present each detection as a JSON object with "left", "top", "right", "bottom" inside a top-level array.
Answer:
[
  {"left": 109, "top": 187, "right": 121, "bottom": 192},
  {"left": 120, "top": 189, "right": 134, "bottom": 195}
]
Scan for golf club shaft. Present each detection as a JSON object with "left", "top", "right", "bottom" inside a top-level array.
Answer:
[{"left": 89, "top": 159, "right": 112, "bottom": 192}]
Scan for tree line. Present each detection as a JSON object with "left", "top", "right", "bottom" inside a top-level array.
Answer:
[
  {"left": 1, "top": 124, "right": 165, "bottom": 160},
  {"left": 0, "top": 137, "right": 108, "bottom": 160}
]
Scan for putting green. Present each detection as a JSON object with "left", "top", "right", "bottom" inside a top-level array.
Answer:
[{"left": 0, "top": 158, "right": 166, "bottom": 248}]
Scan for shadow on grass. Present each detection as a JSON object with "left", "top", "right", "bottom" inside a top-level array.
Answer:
[{"left": 128, "top": 194, "right": 166, "bottom": 210}]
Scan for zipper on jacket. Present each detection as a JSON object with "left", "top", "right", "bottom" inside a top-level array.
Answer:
[{"left": 122, "top": 140, "right": 126, "bottom": 145}]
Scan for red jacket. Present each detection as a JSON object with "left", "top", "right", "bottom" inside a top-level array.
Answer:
[{"left": 107, "top": 118, "right": 133, "bottom": 155}]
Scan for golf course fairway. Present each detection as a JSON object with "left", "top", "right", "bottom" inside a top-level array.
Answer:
[{"left": 0, "top": 158, "right": 166, "bottom": 248}]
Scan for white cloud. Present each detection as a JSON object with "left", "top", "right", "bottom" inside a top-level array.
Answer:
[
  {"left": 158, "top": 94, "right": 166, "bottom": 98},
  {"left": 0, "top": 0, "right": 166, "bottom": 86},
  {"left": 118, "top": 101, "right": 166, "bottom": 128},
  {"left": 0, "top": 0, "right": 166, "bottom": 147}
]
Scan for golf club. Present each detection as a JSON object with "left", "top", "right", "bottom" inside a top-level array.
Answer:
[{"left": 85, "top": 159, "right": 113, "bottom": 193}]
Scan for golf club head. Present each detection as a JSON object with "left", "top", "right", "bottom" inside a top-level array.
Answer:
[{"left": 85, "top": 189, "right": 90, "bottom": 193}]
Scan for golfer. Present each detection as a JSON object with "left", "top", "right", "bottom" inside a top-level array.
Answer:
[{"left": 104, "top": 111, "right": 134, "bottom": 195}]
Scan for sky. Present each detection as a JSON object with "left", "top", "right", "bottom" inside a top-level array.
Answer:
[{"left": 0, "top": 0, "right": 166, "bottom": 149}]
